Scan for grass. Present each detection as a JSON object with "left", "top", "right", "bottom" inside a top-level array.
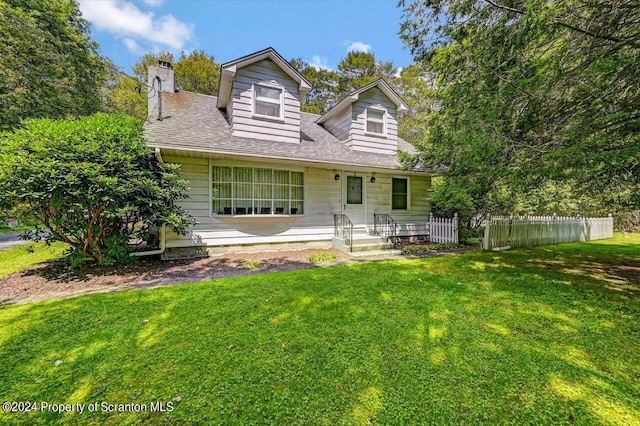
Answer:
[
  {"left": 0, "top": 242, "right": 67, "bottom": 278},
  {"left": 0, "top": 234, "right": 639, "bottom": 425}
]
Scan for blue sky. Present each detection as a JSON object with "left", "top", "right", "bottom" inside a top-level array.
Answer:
[{"left": 78, "top": 0, "right": 415, "bottom": 74}]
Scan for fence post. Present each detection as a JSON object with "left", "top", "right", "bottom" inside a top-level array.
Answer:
[
  {"left": 454, "top": 213, "right": 459, "bottom": 244},
  {"left": 483, "top": 215, "right": 490, "bottom": 250}
]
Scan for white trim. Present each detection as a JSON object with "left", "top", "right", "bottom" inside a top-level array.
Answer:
[
  {"left": 252, "top": 82, "right": 284, "bottom": 121},
  {"left": 391, "top": 176, "right": 411, "bottom": 211},
  {"left": 208, "top": 158, "right": 213, "bottom": 217},
  {"left": 342, "top": 170, "right": 367, "bottom": 226},
  {"left": 152, "top": 144, "right": 433, "bottom": 175},
  {"left": 365, "top": 107, "right": 387, "bottom": 137},
  {"left": 316, "top": 79, "right": 409, "bottom": 124},
  {"left": 210, "top": 164, "right": 305, "bottom": 217},
  {"left": 217, "top": 47, "right": 311, "bottom": 109}
]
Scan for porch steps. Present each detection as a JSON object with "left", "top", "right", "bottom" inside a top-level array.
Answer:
[{"left": 332, "top": 229, "right": 400, "bottom": 256}]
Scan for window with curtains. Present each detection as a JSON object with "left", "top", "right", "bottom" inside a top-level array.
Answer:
[
  {"left": 253, "top": 84, "right": 283, "bottom": 119},
  {"left": 366, "top": 108, "right": 386, "bottom": 135},
  {"left": 212, "top": 166, "right": 304, "bottom": 215}
]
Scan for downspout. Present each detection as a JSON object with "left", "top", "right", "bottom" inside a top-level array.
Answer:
[
  {"left": 156, "top": 75, "right": 163, "bottom": 121},
  {"left": 130, "top": 147, "right": 167, "bottom": 257}
]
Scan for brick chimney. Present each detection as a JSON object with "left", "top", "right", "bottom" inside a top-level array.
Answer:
[{"left": 148, "top": 60, "right": 175, "bottom": 120}]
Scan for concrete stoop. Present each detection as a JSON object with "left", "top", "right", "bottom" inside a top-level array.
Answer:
[{"left": 332, "top": 230, "right": 400, "bottom": 257}]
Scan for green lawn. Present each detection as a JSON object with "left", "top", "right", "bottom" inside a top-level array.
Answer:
[
  {"left": 0, "top": 242, "right": 67, "bottom": 278},
  {"left": 1, "top": 234, "right": 639, "bottom": 425}
]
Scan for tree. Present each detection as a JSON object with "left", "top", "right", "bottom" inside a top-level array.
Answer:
[
  {"left": 290, "top": 58, "right": 340, "bottom": 114},
  {"left": 291, "top": 52, "right": 398, "bottom": 114},
  {"left": 104, "top": 50, "right": 220, "bottom": 120},
  {"left": 399, "top": 0, "right": 640, "bottom": 215},
  {"left": 174, "top": 50, "right": 220, "bottom": 96},
  {"left": 393, "top": 63, "right": 438, "bottom": 146},
  {"left": 336, "top": 51, "right": 396, "bottom": 96},
  {"left": 0, "top": 0, "right": 108, "bottom": 131},
  {"left": 0, "top": 113, "right": 195, "bottom": 266},
  {"left": 104, "top": 51, "right": 174, "bottom": 120}
]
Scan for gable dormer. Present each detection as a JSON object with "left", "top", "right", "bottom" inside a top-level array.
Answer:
[
  {"left": 217, "top": 48, "right": 312, "bottom": 144},
  {"left": 316, "top": 79, "right": 409, "bottom": 155}
]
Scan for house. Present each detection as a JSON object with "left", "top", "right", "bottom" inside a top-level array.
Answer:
[{"left": 144, "top": 48, "right": 433, "bottom": 259}]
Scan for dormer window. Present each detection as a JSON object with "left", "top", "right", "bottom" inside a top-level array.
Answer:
[
  {"left": 253, "top": 83, "right": 283, "bottom": 120},
  {"left": 366, "top": 108, "right": 386, "bottom": 136}
]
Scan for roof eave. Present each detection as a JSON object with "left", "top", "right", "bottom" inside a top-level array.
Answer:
[
  {"left": 316, "top": 79, "right": 409, "bottom": 123},
  {"left": 217, "top": 48, "right": 311, "bottom": 108},
  {"left": 315, "top": 94, "right": 358, "bottom": 124}
]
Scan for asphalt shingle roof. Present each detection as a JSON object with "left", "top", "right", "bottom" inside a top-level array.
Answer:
[{"left": 144, "top": 90, "right": 422, "bottom": 171}]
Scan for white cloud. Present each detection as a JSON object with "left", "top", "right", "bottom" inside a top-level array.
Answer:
[
  {"left": 78, "top": 0, "right": 193, "bottom": 50},
  {"left": 346, "top": 41, "right": 372, "bottom": 53},
  {"left": 309, "top": 55, "right": 332, "bottom": 71},
  {"left": 122, "top": 37, "right": 142, "bottom": 54},
  {"left": 141, "top": 0, "right": 164, "bottom": 6}
]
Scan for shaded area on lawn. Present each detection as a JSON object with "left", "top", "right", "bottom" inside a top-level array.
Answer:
[
  {"left": 0, "top": 235, "right": 639, "bottom": 424},
  {"left": 0, "top": 249, "right": 349, "bottom": 304}
]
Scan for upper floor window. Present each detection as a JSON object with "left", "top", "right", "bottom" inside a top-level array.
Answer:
[
  {"left": 366, "top": 108, "right": 386, "bottom": 135},
  {"left": 254, "top": 84, "right": 283, "bottom": 119}
]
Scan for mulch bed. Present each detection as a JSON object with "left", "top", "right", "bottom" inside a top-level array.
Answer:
[{"left": 0, "top": 248, "right": 350, "bottom": 305}]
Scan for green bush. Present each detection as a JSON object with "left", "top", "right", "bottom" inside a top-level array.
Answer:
[
  {"left": 243, "top": 260, "right": 261, "bottom": 270},
  {"left": 430, "top": 185, "right": 479, "bottom": 241},
  {"left": 0, "top": 113, "right": 195, "bottom": 266},
  {"left": 308, "top": 252, "right": 337, "bottom": 263},
  {"left": 402, "top": 243, "right": 461, "bottom": 254}
]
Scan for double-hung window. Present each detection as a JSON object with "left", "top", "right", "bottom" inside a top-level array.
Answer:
[
  {"left": 366, "top": 108, "right": 386, "bottom": 135},
  {"left": 392, "top": 177, "right": 409, "bottom": 210},
  {"left": 212, "top": 166, "right": 304, "bottom": 216},
  {"left": 254, "top": 84, "right": 283, "bottom": 119}
]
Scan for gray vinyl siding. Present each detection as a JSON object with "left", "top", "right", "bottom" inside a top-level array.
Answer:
[
  {"left": 365, "top": 174, "right": 431, "bottom": 236},
  {"left": 230, "top": 59, "right": 301, "bottom": 144},
  {"left": 319, "top": 87, "right": 400, "bottom": 154},
  {"left": 163, "top": 155, "right": 431, "bottom": 248},
  {"left": 164, "top": 156, "right": 341, "bottom": 247},
  {"left": 323, "top": 106, "right": 352, "bottom": 144},
  {"left": 350, "top": 88, "right": 398, "bottom": 154}
]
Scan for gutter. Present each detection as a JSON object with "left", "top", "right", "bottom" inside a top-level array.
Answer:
[
  {"left": 130, "top": 148, "right": 167, "bottom": 258},
  {"left": 145, "top": 144, "right": 434, "bottom": 174}
]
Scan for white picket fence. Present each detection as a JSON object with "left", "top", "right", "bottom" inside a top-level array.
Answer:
[
  {"left": 429, "top": 213, "right": 459, "bottom": 244},
  {"left": 483, "top": 214, "right": 613, "bottom": 250}
]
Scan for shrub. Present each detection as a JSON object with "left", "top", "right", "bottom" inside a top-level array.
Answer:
[
  {"left": 243, "top": 260, "right": 261, "bottom": 270},
  {"left": 308, "top": 252, "right": 337, "bottom": 263},
  {"left": 0, "top": 113, "right": 195, "bottom": 266},
  {"left": 401, "top": 243, "right": 461, "bottom": 255}
]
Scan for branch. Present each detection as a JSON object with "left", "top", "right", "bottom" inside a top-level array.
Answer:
[
  {"left": 484, "top": 0, "right": 640, "bottom": 48},
  {"left": 553, "top": 20, "right": 622, "bottom": 44},
  {"left": 483, "top": 0, "right": 524, "bottom": 14}
]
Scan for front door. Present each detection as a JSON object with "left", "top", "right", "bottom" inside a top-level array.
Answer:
[{"left": 343, "top": 172, "right": 366, "bottom": 226}]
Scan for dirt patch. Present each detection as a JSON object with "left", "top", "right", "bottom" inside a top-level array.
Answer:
[
  {"left": 395, "top": 241, "right": 479, "bottom": 257},
  {"left": 0, "top": 249, "right": 351, "bottom": 305}
]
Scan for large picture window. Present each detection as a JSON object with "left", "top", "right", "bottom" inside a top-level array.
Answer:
[
  {"left": 254, "top": 84, "right": 283, "bottom": 119},
  {"left": 392, "top": 177, "right": 408, "bottom": 210},
  {"left": 212, "top": 166, "right": 303, "bottom": 215}
]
